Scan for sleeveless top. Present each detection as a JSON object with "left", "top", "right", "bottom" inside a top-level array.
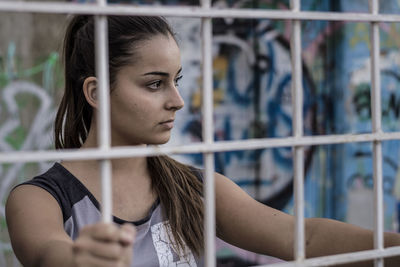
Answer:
[{"left": 18, "top": 163, "right": 203, "bottom": 267}]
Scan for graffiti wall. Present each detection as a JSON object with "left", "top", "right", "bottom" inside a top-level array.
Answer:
[
  {"left": 0, "top": 10, "right": 66, "bottom": 266},
  {"left": 1, "top": 0, "right": 400, "bottom": 266},
  {"left": 339, "top": 1, "right": 400, "bottom": 232},
  {"left": 170, "top": 0, "right": 400, "bottom": 263}
]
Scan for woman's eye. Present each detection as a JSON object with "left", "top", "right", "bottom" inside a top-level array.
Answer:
[
  {"left": 174, "top": 75, "right": 183, "bottom": 87},
  {"left": 148, "top": 80, "right": 162, "bottom": 90}
]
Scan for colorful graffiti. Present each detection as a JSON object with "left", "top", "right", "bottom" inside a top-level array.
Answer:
[
  {"left": 344, "top": 36, "right": 400, "bottom": 230},
  {"left": 0, "top": 42, "right": 61, "bottom": 266},
  {"left": 172, "top": 0, "right": 400, "bottom": 264}
]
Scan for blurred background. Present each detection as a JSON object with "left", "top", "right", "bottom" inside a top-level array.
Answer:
[{"left": 1, "top": 0, "right": 400, "bottom": 266}]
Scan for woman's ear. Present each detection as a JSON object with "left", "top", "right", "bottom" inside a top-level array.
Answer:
[{"left": 83, "top": 76, "right": 98, "bottom": 109}]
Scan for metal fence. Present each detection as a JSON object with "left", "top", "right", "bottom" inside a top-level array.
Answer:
[{"left": 1, "top": 0, "right": 400, "bottom": 266}]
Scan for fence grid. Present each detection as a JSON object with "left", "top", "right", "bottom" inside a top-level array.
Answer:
[{"left": 0, "top": 0, "right": 398, "bottom": 266}]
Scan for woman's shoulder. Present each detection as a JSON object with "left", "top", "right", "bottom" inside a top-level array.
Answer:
[
  {"left": 9, "top": 163, "right": 90, "bottom": 223},
  {"left": 5, "top": 165, "right": 67, "bottom": 231},
  {"left": 14, "top": 163, "right": 78, "bottom": 200},
  {"left": 186, "top": 165, "right": 230, "bottom": 183}
]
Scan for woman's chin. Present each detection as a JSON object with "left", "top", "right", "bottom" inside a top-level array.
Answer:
[{"left": 147, "top": 135, "right": 171, "bottom": 145}]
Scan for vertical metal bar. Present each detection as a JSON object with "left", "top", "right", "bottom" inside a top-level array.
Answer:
[
  {"left": 201, "top": 0, "right": 215, "bottom": 265},
  {"left": 203, "top": 150, "right": 215, "bottom": 267},
  {"left": 99, "top": 159, "right": 112, "bottom": 223},
  {"left": 369, "top": 0, "right": 384, "bottom": 266},
  {"left": 290, "top": 0, "right": 305, "bottom": 262},
  {"left": 95, "top": 0, "right": 112, "bottom": 223}
]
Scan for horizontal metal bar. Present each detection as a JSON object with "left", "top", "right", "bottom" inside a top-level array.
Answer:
[
  {"left": 1, "top": 2, "right": 400, "bottom": 22},
  {"left": 252, "top": 246, "right": 400, "bottom": 267},
  {"left": 1, "top": 132, "right": 400, "bottom": 163}
]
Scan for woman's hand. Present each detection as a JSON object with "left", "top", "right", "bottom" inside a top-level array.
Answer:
[{"left": 72, "top": 223, "right": 136, "bottom": 267}]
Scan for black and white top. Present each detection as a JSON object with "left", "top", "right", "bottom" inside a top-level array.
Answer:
[{"left": 18, "top": 163, "right": 203, "bottom": 267}]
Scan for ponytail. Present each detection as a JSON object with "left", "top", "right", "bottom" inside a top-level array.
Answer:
[{"left": 55, "top": 15, "right": 94, "bottom": 149}]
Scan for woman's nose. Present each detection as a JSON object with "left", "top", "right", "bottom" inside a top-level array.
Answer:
[{"left": 165, "top": 86, "right": 184, "bottom": 111}]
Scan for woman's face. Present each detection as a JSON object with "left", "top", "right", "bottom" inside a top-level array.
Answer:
[{"left": 109, "top": 33, "right": 184, "bottom": 146}]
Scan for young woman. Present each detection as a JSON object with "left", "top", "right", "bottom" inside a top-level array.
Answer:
[{"left": 5, "top": 15, "right": 400, "bottom": 267}]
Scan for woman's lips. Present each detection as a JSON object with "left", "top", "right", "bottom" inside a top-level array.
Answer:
[{"left": 159, "top": 120, "right": 174, "bottom": 129}]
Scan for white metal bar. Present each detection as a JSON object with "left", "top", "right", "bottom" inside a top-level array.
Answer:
[
  {"left": 99, "top": 159, "right": 112, "bottom": 222},
  {"left": 98, "top": 0, "right": 107, "bottom": 6},
  {"left": 201, "top": 0, "right": 215, "bottom": 264},
  {"left": 293, "top": 146, "right": 305, "bottom": 261},
  {"left": 369, "top": 0, "right": 381, "bottom": 132},
  {"left": 2, "top": 132, "right": 400, "bottom": 163},
  {"left": 252, "top": 246, "right": 400, "bottom": 267},
  {"left": 290, "top": 0, "right": 305, "bottom": 262},
  {"left": 203, "top": 153, "right": 215, "bottom": 267},
  {"left": 369, "top": 1, "right": 384, "bottom": 267},
  {"left": 373, "top": 142, "right": 384, "bottom": 267},
  {"left": 290, "top": 6, "right": 303, "bottom": 139},
  {"left": 2, "top": 2, "right": 400, "bottom": 22},
  {"left": 95, "top": 16, "right": 111, "bottom": 151},
  {"left": 94, "top": 8, "right": 113, "bottom": 223},
  {"left": 291, "top": 0, "right": 300, "bottom": 11}
]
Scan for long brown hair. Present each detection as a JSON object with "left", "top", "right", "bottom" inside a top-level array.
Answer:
[{"left": 55, "top": 15, "right": 204, "bottom": 256}]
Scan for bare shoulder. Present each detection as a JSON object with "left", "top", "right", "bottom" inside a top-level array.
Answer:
[
  {"left": 8, "top": 183, "right": 53, "bottom": 202},
  {"left": 6, "top": 184, "right": 71, "bottom": 266},
  {"left": 6, "top": 184, "right": 62, "bottom": 219}
]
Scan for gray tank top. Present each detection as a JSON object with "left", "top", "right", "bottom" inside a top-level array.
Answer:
[{"left": 19, "top": 163, "right": 203, "bottom": 267}]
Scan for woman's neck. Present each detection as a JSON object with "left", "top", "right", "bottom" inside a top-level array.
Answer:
[{"left": 78, "top": 126, "right": 149, "bottom": 179}]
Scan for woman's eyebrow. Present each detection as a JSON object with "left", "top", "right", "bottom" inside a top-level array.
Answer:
[
  {"left": 142, "top": 67, "right": 182, "bottom": 77},
  {"left": 142, "top": 71, "right": 169, "bottom": 77}
]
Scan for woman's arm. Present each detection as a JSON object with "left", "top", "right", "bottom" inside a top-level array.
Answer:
[
  {"left": 6, "top": 185, "right": 135, "bottom": 267},
  {"left": 6, "top": 185, "right": 75, "bottom": 266},
  {"left": 215, "top": 172, "right": 294, "bottom": 260},
  {"left": 215, "top": 173, "right": 400, "bottom": 266},
  {"left": 304, "top": 218, "right": 400, "bottom": 266}
]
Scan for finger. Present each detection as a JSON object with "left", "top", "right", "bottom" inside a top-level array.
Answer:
[
  {"left": 121, "top": 239, "right": 134, "bottom": 266},
  {"left": 81, "top": 223, "right": 120, "bottom": 243},
  {"left": 90, "top": 240, "right": 125, "bottom": 260},
  {"left": 74, "top": 237, "right": 125, "bottom": 261},
  {"left": 75, "top": 252, "right": 123, "bottom": 267},
  {"left": 119, "top": 223, "right": 136, "bottom": 246}
]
